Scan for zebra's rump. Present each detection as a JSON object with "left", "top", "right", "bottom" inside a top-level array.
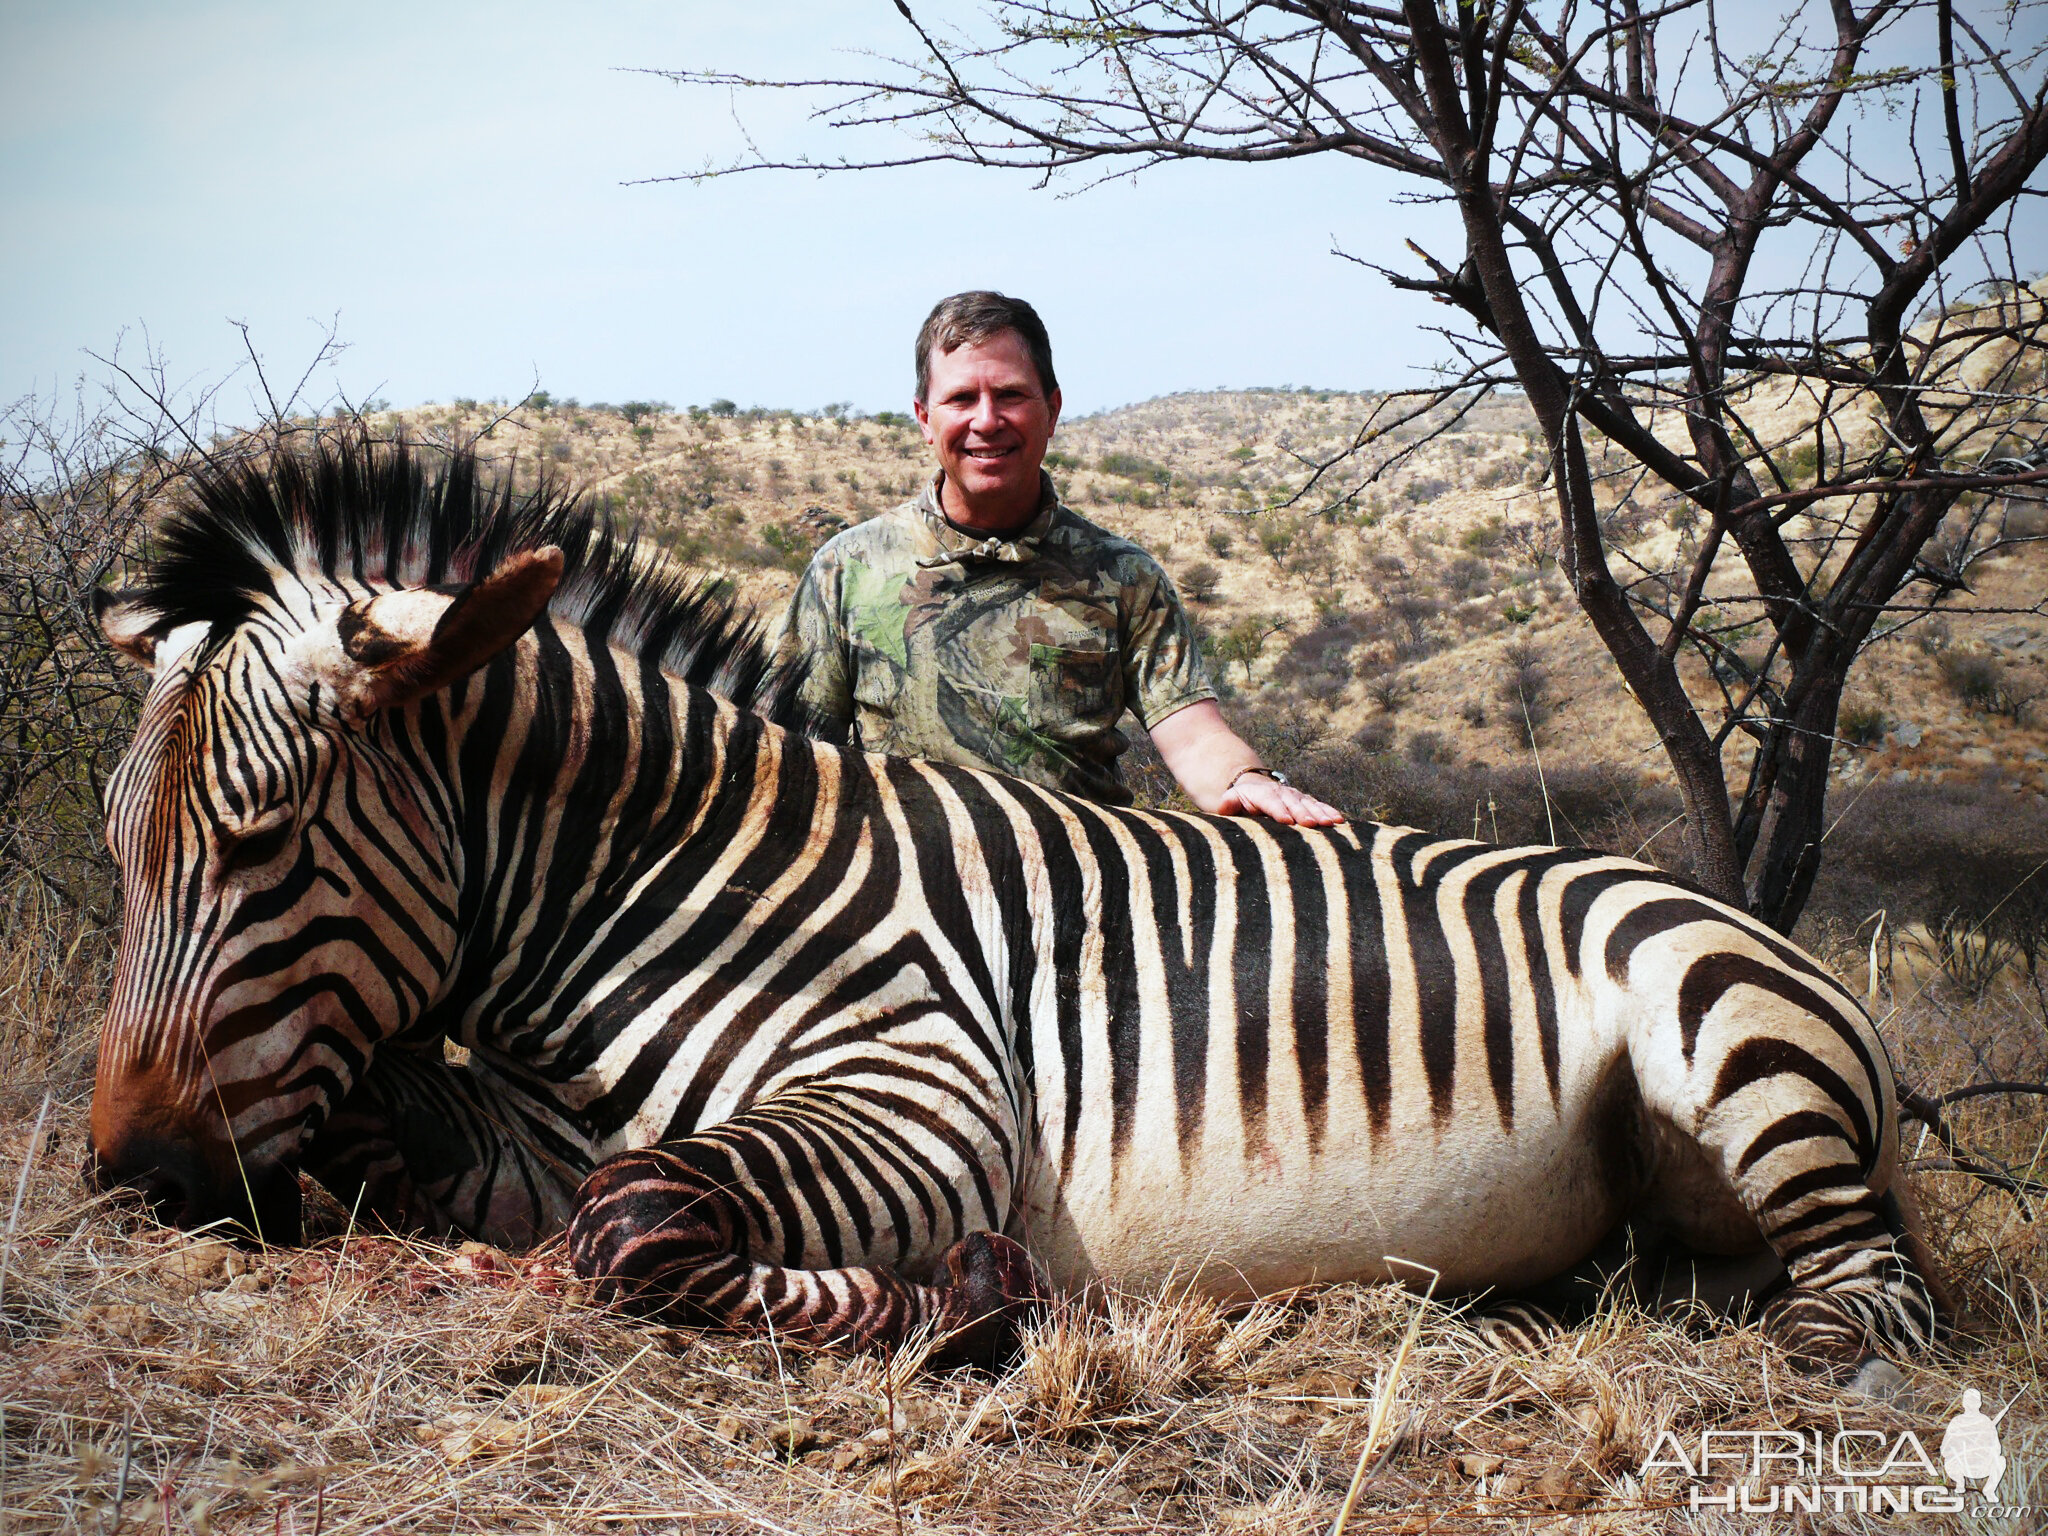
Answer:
[{"left": 734, "top": 757, "right": 1893, "bottom": 1305}]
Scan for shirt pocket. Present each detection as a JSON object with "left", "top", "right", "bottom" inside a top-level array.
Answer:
[{"left": 1027, "top": 642, "right": 1120, "bottom": 735}]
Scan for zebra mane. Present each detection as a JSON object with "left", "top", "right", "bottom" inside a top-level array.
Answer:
[{"left": 130, "top": 433, "right": 820, "bottom": 730}]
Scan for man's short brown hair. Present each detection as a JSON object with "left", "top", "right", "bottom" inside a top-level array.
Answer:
[{"left": 914, "top": 291, "right": 1058, "bottom": 403}]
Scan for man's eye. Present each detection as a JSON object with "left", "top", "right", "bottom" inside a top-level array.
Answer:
[{"left": 222, "top": 819, "right": 295, "bottom": 875}]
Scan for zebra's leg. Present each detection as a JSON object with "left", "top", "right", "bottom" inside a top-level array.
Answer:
[
  {"left": 303, "top": 1045, "right": 584, "bottom": 1248},
  {"left": 1644, "top": 1064, "right": 1940, "bottom": 1374},
  {"left": 1470, "top": 1300, "right": 1567, "bottom": 1356},
  {"left": 567, "top": 1133, "right": 1048, "bottom": 1367}
]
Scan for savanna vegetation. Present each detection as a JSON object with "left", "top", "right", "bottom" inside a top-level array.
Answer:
[{"left": 4, "top": 326, "right": 2047, "bottom": 1529}]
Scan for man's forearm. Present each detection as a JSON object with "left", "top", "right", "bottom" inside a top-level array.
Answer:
[
  {"left": 1147, "top": 700, "right": 1343, "bottom": 825},
  {"left": 1146, "top": 700, "right": 1261, "bottom": 810}
]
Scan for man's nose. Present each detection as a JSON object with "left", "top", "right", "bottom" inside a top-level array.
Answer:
[{"left": 967, "top": 390, "right": 1002, "bottom": 431}]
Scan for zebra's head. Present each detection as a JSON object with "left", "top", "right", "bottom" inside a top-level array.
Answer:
[{"left": 88, "top": 448, "right": 564, "bottom": 1241}]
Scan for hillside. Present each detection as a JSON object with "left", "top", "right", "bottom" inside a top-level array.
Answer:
[
  {"left": 3, "top": 391, "right": 2042, "bottom": 1536},
  {"left": 389, "top": 388, "right": 2048, "bottom": 829}
]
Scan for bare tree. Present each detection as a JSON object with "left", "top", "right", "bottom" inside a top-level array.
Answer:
[
  {"left": 662, "top": 0, "right": 2048, "bottom": 929},
  {"left": 0, "top": 355, "right": 213, "bottom": 921},
  {"left": 0, "top": 324, "right": 386, "bottom": 922}
]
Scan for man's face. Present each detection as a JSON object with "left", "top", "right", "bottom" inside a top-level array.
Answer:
[{"left": 915, "top": 330, "right": 1061, "bottom": 523}]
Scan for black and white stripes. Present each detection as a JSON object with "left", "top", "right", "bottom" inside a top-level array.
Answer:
[{"left": 90, "top": 437, "right": 1938, "bottom": 1369}]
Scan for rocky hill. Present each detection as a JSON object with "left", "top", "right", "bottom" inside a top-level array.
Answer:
[{"left": 391, "top": 387, "right": 2048, "bottom": 842}]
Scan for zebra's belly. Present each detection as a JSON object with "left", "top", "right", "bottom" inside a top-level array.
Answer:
[{"left": 1017, "top": 1086, "right": 1643, "bottom": 1297}]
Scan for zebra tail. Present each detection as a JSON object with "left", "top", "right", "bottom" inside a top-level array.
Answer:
[{"left": 1880, "top": 1182, "right": 1961, "bottom": 1338}]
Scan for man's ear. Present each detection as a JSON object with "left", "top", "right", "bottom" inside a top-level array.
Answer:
[
  {"left": 325, "top": 546, "right": 564, "bottom": 717},
  {"left": 96, "top": 589, "right": 164, "bottom": 666}
]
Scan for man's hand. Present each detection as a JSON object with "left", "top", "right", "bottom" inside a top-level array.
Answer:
[
  {"left": 1148, "top": 700, "right": 1345, "bottom": 826},
  {"left": 1215, "top": 770, "right": 1345, "bottom": 827}
]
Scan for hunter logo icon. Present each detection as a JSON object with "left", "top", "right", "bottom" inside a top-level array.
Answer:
[{"left": 1940, "top": 1389, "right": 2007, "bottom": 1505}]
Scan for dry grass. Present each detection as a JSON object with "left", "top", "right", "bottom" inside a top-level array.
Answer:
[{"left": 4, "top": 927, "right": 2047, "bottom": 1535}]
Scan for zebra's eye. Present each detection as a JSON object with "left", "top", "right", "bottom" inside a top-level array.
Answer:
[{"left": 221, "top": 817, "right": 296, "bottom": 875}]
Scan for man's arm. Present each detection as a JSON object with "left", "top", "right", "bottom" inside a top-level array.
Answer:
[
  {"left": 777, "top": 557, "right": 854, "bottom": 727},
  {"left": 1148, "top": 700, "right": 1344, "bottom": 825}
]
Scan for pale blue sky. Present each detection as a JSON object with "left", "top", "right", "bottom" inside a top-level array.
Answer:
[
  {"left": 1, "top": 2, "right": 1457, "bottom": 418},
  {"left": 7, "top": 4, "right": 2038, "bottom": 422}
]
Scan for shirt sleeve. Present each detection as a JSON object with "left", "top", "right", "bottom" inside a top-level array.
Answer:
[
  {"left": 778, "top": 553, "right": 855, "bottom": 724},
  {"left": 1121, "top": 557, "right": 1217, "bottom": 730}
]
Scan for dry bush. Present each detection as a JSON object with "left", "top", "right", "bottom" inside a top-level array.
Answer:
[
  {"left": 1802, "top": 780, "right": 2048, "bottom": 977},
  {"left": 1294, "top": 749, "right": 1685, "bottom": 864},
  {"left": 0, "top": 399, "right": 161, "bottom": 926},
  {"left": 1179, "top": 559, "right": 1223, "bottom": 604}
]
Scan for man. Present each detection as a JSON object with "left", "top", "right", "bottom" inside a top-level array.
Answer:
[{"left": 780, "top": 290, "right": 1341, "bottom": 825}]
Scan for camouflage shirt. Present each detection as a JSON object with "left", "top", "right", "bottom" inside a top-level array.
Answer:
[{"left": 779, "top": 473, "right": 1216, "bottom": 803}]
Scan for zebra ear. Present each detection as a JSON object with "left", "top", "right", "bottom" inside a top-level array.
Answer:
[
  {"left": 331, "top": 546, "right": 564, "bottom": 715},
  {"left": 96, "top": 588, "right": 164, "bottom": 666}
]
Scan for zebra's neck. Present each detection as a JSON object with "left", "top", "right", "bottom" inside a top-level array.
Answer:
[{"left": 418, "top": 622, "right": 792, "bottom": 1055}]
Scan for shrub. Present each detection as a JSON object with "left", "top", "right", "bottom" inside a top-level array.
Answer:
[
  {"left": 1838, "top": 701, "right": 1888, "bottom": 747},
  {"left": 1206, "top": 528, "right": 1233, "bottom": 557},
  {"left": 1363, "top": 670, "right": 1409, "bottom": 713},
  {"left": 1226, "top": 698, "right": 1332, "bottom": 764},
  {"left": 1384, "top": 593, "right": 1443, "bottom": 657},
  {"left": 1459, "top": 518, "right": 1504, "bottom": 554},
  {"left": 1495, "top": 641, "right": 1555, "bottom": 732},
  {"left": 758, "top": 523, "right": 814, "bottom": 573},
  {"left": 1256, "top": 516, "right": 1298, "bottom": 561},
  {"left": 1097, "top": 450, "right": 1172, "bottom": 484},
  {"left": 1443, "top": 555, "right": 1492, "bottom": 599},
  {"left": 1935, "top": 651, "right": 2042, "bottom": 722},
  {"left": 1940, "top": 650, "right": 2009, "bottom": 713},
  {"left": 1350, "top": 718, "right": 1394, "bottom": 754},
  {"left": 1801, "top": 780, "right": 2048, "bottom": 974},
  {"left": 1179, "top": 560, "right": 1223, "bottom": 604},
  {"left": 1299, "top": 751, "right": 1684, "bottom": 860},
  {"left": 1404, "top": 730, "right": 1451, "bottom": 765},
  {"left": 1215, "top": 614, "right": 1288, "bottom": 683}
]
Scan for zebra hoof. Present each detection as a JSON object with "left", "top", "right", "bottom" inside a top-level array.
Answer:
[{"left": 935, "top": 1231, "right": 1049, "bottom": 1370}]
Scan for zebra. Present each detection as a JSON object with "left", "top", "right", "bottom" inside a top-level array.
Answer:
[{"left": 89, "top": 435, "right": 1941, "bottom": 1376}]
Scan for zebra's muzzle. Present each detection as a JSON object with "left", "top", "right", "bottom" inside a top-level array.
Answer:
[{"left": 88, "top": 1133, "right": 304, "bottom": 1246}]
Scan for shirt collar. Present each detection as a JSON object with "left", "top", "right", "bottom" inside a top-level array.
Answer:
[{"left": 914, "top": 472, "right": 1059, "bottom": 568}]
